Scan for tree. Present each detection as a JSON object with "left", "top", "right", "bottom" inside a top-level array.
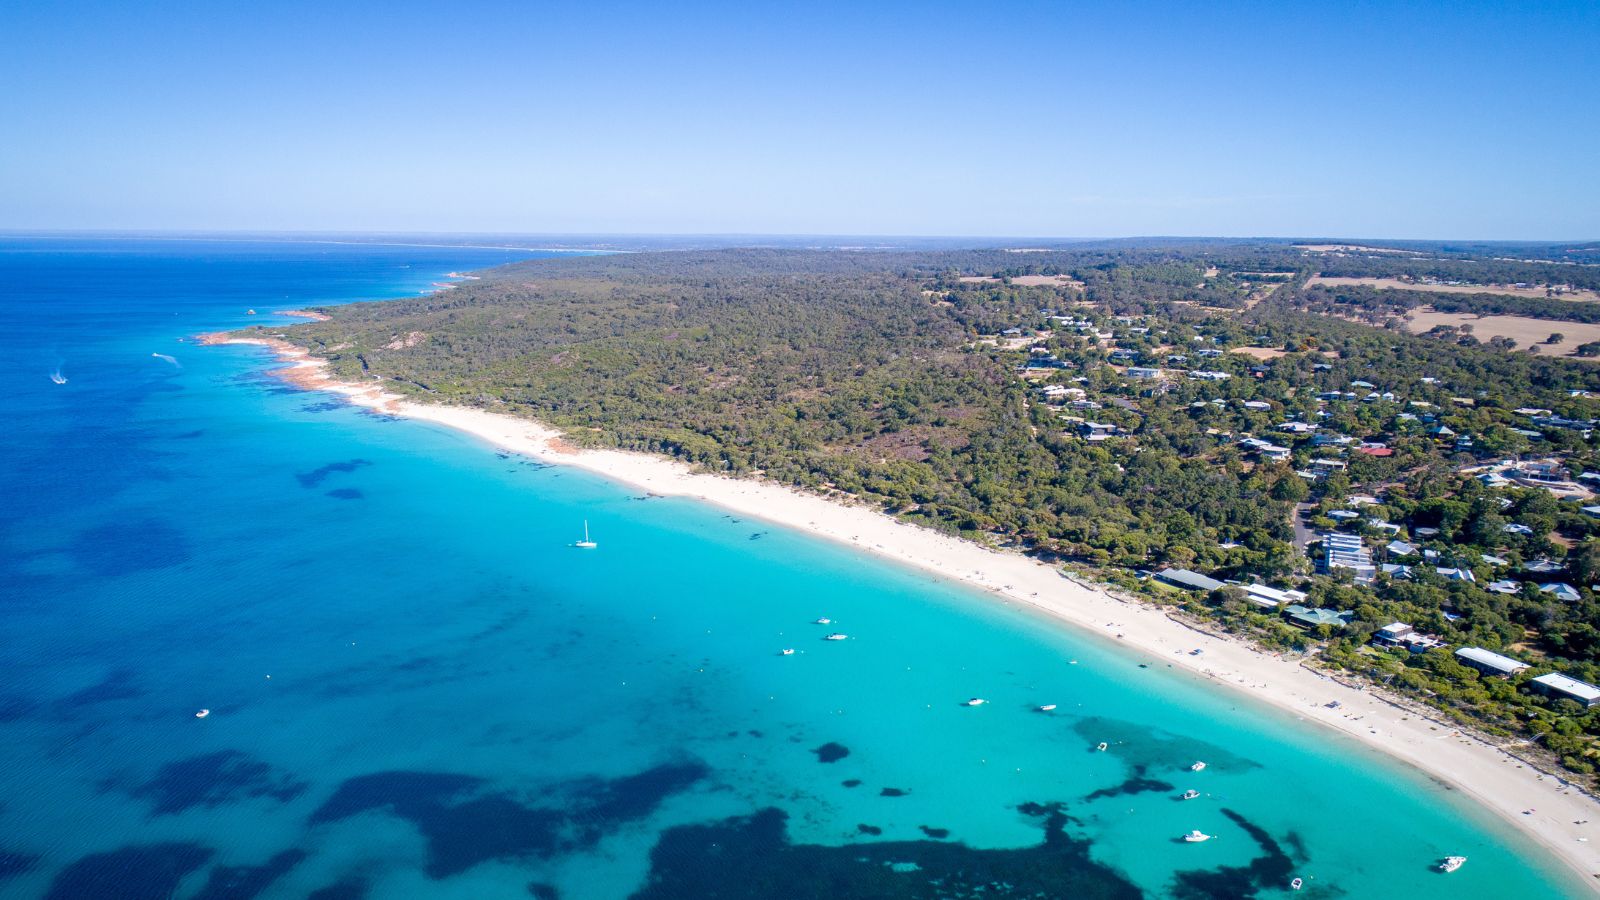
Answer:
[
  {"left": 1577, "top": 341, "right": 1600, "bottom": 357},
  {"left": 1548, "top": 332, "right": 1565, "bottom": 344}
]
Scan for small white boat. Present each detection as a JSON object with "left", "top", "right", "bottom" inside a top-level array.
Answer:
[
  {"left": 1181, "top": 789, "right": 1200, "bottom": 800},
  {"left": 1182, "top": 830, "right": 1211, "bottom": 843},
  {"left": 824, "top": 633, "right": 849, "bottom": 641},
  {"left": 1290, "top": 877, "right": 1303, "bottom": 890},
  {"left": 1038, "top": 704, "right": 1057, "bottom": 712},
  {"left": 574, "top": 520, "right": 597, "bottom": 549},
  {"left": 779, "top": 648, "right": 795, "bottom": 656},
  {"left": 194, "top": 709, "right": 210, "bottom": 719},
  {"left": 1438, "top": 856, "right": 1466, "bottom": 873},
  {"left": 1190, "top": 761, "right": 1207, "bottom": 771},
  {"left": 1096, "top": 742, "right": 1108, "bottom": 751},
  {"left": 964, "top": 698, "right": 987, "bottom": 706},
  {"left": 247, "top": 309, "right": 257, "bottom": 315},
  {"left": 814, "top": 617, "right": 832, "bottom": 625}
]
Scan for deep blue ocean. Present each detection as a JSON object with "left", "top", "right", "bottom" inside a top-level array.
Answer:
[{"left": 0, "top": 237, "right": 1583, "bottom": 898}]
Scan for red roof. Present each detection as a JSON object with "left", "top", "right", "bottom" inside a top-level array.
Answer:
[{"left": 1356, "top": 447, "right": 1395, "bottom": 457}]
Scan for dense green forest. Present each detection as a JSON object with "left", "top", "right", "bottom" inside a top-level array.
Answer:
[{"left": 255, "top": 242, "right": 1600, "bottom": 783}]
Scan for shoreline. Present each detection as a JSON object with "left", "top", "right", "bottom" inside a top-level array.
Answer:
[{"left": 205, "top": 330, "right": 1600, "bottom": 891}]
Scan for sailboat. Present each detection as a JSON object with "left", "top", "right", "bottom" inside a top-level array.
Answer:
[{"left": 574, "top": 521, "right": 597, "bottom": 549}]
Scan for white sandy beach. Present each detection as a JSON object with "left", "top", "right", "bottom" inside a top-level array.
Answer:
[{"left": 210, "top": 332, "right": 1600, "bottom": 890}]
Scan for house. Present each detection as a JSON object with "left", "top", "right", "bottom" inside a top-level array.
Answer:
[
  {"left": 1455, "top": 647, "right": 1529, "bottom": 678},
  {"left": 1523, "top": 559, "right": 1564, "bottom": 575},
  {"left": 1435, "top": 566, "right": 1476, "bottom": 582},
  {"left": 1413, "top": 527, "right": 1440, "bottom": 538},
  {"left": 1309, "top": 458, "right": 1347, "bottom": 471},
  {"left": 1540, "top": 582, "right": 1582, "bottom": 602},
  {"left": 1188, "top": 370, "right": 1232, "bottom": 381},
  {"left": 1311, "top": 433, "right": 1354, "bottom": 447},
  {"left": 1503, "top": 523, "right": 1534, "bottom": 536},
  {"left": 1155, "top": 568, "right": 1225, "bottom": 592},
  {"left": 1381, "top": 563, "right": 1414, "bottom": 579},
  {"left": 1529, "top": 673, "right": 1600, "bottom": 708},
  {"left": 1328, "top": 509, "right": 1360, "bottom": 522},
  {"left": 1127, "top": 367, "right": 1163, "bottom": 379},
  {"left": 1283, "top": 604, "right": 1353, "bottom": 630},
  {"left": 1241, "top": 583, "right": 1307, "bottom": 610},
  {"left": 1080, "top": 422, "right": 1118, "bottom": 441},
  {"left": 1481, "top": 554, "right": 1508, "bottom": 567},
  {"left": 1373, "top": 622, "right": 1415, "bottom": 646},
  {"left": 1486, "top": 580, "right": 1521, "bottom": 594},
  {"left": 1241, "top": 400, "right": 1271, "bottom": 411},
  {"left": 1278, "top": 421, "right": 1316, "bottom": 434},
  {"left": 1321, "top": 532, "right": 1375, "bottom": 583},
  {"left": 1386, "top": 540, "right": 1417, "bottom": 556},
  {"left": 1582, "top": 506, "right": 1600, "bottom": 518}
]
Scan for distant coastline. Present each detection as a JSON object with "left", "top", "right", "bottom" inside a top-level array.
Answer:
[{"left": 202, "top": 325, "right": 1600, "bottom": 891}]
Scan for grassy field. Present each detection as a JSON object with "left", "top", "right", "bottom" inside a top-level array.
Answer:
[
  {"left": 1308, "top": 275, "right": 1600, "bottom": 302},
  {"left": 1403, "top": 308, "right": 1600, "bottom": 357}
]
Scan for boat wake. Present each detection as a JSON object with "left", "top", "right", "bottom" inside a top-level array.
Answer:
[
  {"left": 49, "top": 368, "right": 67, "bottom": 384},
  {"left": 152, "top": 352, "right": 180, "bottom": 367}
]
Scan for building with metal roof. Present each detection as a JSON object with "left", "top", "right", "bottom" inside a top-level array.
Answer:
[
  {"left": 1529, "top": 673, "right": 1600, "bottom": 708},
  {"left": 1455, "top": 647, "right": 1529, "bottom": 678}
]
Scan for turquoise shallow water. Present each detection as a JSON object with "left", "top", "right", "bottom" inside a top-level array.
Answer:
[{"left": 0, "top": 237, "right": 1585, "bottom": 898}]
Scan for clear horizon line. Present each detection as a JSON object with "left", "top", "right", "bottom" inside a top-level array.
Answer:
[{"left": 2, "top": 228, "right": 1598, "bottom": 246}]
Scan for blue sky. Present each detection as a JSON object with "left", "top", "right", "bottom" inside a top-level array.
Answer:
[{"left": 2, "top": 0, "right": 1596, "bottom": 238}]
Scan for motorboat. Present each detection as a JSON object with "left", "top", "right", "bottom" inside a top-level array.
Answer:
[
  {"left": 194, "top": 709, "right": 210, "bottom": 719},
  {"left": 1190, "top": 761, "right": 1207, "bottom": 771},
  {"left": 779, "top": 649, "right": 795, "bottom": 656},
  {"left": 814, "top": 618, "right": 832, "bottom": 625},
  {"left": 1096, "top": 742, "right": 1108, "bottom": 751},
  {"left": 1181, "top": 789, "right": 1200, "bottom": 800},
  {"left": 1038, "top": 704, "right": 1057, "bottom": 711},
  {"left": 824, "top": 633, "right": 849, "bottom": 641},
  {"left": 1437, "top": 856, "right": 1466, "bottom": 873},
  {"left": 1291, "top": 877, "right": 1303, "bottom": 890},
  {"left": 1182, "top": 830, "right": 1211, "bottom": 843},
  {"left": 964, "top": 698, "right": 987, "bottom": 706}
]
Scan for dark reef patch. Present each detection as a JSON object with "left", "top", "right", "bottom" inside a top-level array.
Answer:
[
  {"left": 310, "top": 762, "right": 709, "bottom": 879},
  {"left": 310, "top": 771, "right": 483, "bottom": 825},
  {"left": 46, "top": 842, "right": 214, "bottom": 900},
  {"left": 307, "top": 877, "right": 369, "bottom": 900},
  {"left": 918, "top": 826, "right": 949, "bottom": 839},
  {"left": 325, "top": 488, "right": 364, "bottom": 500},
  {"left": 1083, "top": 764, "right": 1175, "bottom": 801},
  {"left": 856, "top": 824, "right": 882, "bottom": 836},
  {"left": 72, "top": 517, "right": 190, "bottom": 576},
  {"left": 132, "top": 750, "right": 308, "bottom": 816},
  {"left": 192, "top": 849, "right": 306, "bottom": 900},
  {"left": 527, "top": 882, "right": 560, "bottom": 899},
  {"left": 295, "top": 459, "right": 371, "bottom": 488},
  {"left": 56, "top": 668, "right": 143, "bottom": 710},
  {"left": 1170, "top": 808, "right": 1300, "bottom": 899},
  {"left": 813, "top": 742, "right": 850, "bottom": 763},
  {"left": 628, "top": 803, "right": 1141, "bottom": 899},
  {"left": 879, "top": 787, "right": 908, "bottom": 797},
  {"left": 301, "top": 401, "right": 347, "bottom": 413},
  {"left": 0, "top": 851, "right": 40, "bottom": 880},
  {"left": 1070, "top": 716, "right": 1262, "bottom": 775},
  {"left": 841, "top": 779, "right": 862, "bottom": 788}
]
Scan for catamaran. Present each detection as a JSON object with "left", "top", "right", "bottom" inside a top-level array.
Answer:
[{"left": 574, "top": 521, "right": 597, "bottom": 549}]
